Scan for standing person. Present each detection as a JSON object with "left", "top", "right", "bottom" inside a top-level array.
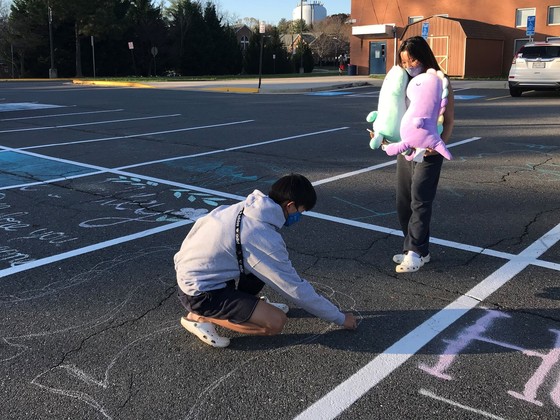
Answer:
[
  {"left": 389, "top": 36, "right": 455, "bottom": 273},
  {"left": 174, "top": 173, "right": 357, "bottom": 348}
]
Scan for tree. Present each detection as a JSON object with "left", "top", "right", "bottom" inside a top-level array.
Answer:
[
  {"left": 311, "top": 14, "right": 350, "bottom": 65},
  {"left": 124, "top": 0, "right": 167, "bottom": 76},
  {"left": 292, "top": 40, "right": 313, "bottom": 73},
  {"left": 9, "top": 0, "right": 49, "bottom": 77},
  {"left": 202, "top": 2, "right": 241, "bottom": 75}
]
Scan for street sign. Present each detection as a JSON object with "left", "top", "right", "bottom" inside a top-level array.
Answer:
[
  {"left": 526, "top": 15, "right": 535, "bottom": 36},
  {"left": 422, "top": 22, "right": 429, "bottom": 39},
  {"left": 259, "top": 21, "right": 266, "bottom": 34}
]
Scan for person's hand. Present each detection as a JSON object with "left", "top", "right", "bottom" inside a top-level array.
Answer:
[
  {"left": 342, "top": 313, "right": 358, "bottom": 330},
  {"left": 424, "top": 148, "right": 438, "bottom": 157}
]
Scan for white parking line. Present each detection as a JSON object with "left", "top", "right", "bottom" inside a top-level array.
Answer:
[
  {"left": 419, "top": 389, "right": 507, "bottom": 420},
  {"left": 294, "top": 223, "right": 560, "bottom": 420},
  {"left": 0, "top": 109, "right": 124, "bottom": 122},
  {"left": 9, "top": 120, "right": 255, "bottom": 150},
  {"left": 0, "top": 221, "right": 193, "bottom": 277},
  {"left": 0, "top": 113, "right": 181, "bottom": 134}
]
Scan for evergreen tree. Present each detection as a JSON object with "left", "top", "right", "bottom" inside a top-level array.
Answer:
[
  {"left": 292, "top": 40, "right": 314, "bottom": 73},
  {"left": 167, "top": 0, "right": 206, "bottom": 75},
  {"left": 9, "top": 0, "right": 49, "bottom": 77}
]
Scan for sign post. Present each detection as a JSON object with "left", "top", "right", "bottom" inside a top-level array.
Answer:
[
  {"left": 258, "top": 21, "right": 265, "bottom": 89},
  {"left": 128, "top": 41, "right": 136, "bottom": 75},
  {"left": 526, "top": 15, "right": 535, "bottom": 42},
  {"left": 91, "top": 36, "right": 96, "bottom": 78},
  {"left": 151, "top": 46, "right": 158, "bottom": 76}
]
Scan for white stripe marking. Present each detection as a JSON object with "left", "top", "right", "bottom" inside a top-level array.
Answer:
[
  {"left": 294, "top": 223, "right": 560, "bottom": 420},
  {"left": 11, "top": 120, "right": 255, "bottom": 150},
  {"left": 0, "top": 113, "right": 181, "bottom": 134},
  {"left": 419, "top": 389, "right": 507, "bottom": 420},
  {"left": 0, "top": 220, "right": 193, "bottom": 278},
  {"left": 312, "top": 137, "right": 482, "bottom": 186},
  {"left": 0, "top": 109, "right": 123, "bottom": 121}
]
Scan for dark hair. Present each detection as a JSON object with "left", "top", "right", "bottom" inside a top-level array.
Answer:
[
  {"left": 268, "top": 173, "right": 317, "bottom": 211},
  {"left": 397, "top": 36, "right": 441, "bottom": 71}
]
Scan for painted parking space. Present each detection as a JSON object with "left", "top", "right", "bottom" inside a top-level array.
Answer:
[
  {"left": 0, "top": 102, "right": 64, "bottom": 112},
  {"left": 0, "top": 151, "right": 96, "bottom": 187}
]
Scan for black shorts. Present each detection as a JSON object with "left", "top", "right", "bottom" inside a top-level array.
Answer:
[{"left": 178, "top": 275, "right": 264, "bottom": 324}]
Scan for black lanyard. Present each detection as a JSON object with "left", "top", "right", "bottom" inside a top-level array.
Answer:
[{"left": 235, "top": 209, "right": 245, "bottom": 276}]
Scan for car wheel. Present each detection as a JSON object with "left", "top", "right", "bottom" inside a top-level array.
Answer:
[{"left": 509, "top": 86, "right": 522, "bottom": 97}]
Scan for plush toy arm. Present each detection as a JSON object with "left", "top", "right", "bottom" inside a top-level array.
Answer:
[
  {"left": 432, "top": 140, "right": 453, "bottom": 160},
  {"left": 369, "top": 132, "right": 384, "bottom": 150},
  {"left": 384, "top": 141, "right": 412, "bottom": 156},
  {"left": 366, "top": 111, "right": 378, "bottom": 123}
]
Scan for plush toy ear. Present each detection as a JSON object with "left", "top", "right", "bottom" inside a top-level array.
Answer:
[
  {"left": 427, "top": 68, "right": 436, "bottom": 75},
  {"left": 366, "top": 111, "right": 378, "bottom": 123}
]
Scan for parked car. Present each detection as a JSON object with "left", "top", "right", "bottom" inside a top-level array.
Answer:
[{"left": 508, "top": 42, "right": 560, "bottom": 97}]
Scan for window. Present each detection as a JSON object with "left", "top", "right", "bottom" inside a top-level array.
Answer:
[
  {"left": 519, "top": 45, "right": 560, "bottom": 59},
  {"left": 240, "top": 36, "right": 249, "bottom": 51},
  {"left": 408, "top": 16, "right": 423, "bottom": 24},
  {"left": 548, "top": 6, "right": 560, "bottom": 25},
  {"left": 513, "top": 38, "right": 530, "bottom": 54},
  {"left": 516, "top": 8, "right": 536, "bottom": 27}
]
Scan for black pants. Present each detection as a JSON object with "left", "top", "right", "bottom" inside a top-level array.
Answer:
[{"left": 396, "top": 153, "right": 443, "bottom": 257}]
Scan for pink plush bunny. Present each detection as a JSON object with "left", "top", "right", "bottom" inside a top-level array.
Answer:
[{"left": 384, "top": 69, "right": 452, "bottom": 161}]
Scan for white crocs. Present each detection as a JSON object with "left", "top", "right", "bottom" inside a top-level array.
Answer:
[
  {"left": 260, "top": 296, "right": 289, "bottom": 314},
  {"left": 180, "top": 317, "right": 230, "bottom": 348},
  {"left": 393, "top": 252, "right": 430, "bottom": 265},
  {"left": 396, "top": 252, "right": 425, "bottom": 273}
]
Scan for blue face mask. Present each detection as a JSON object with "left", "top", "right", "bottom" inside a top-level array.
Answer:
[
  {"left": 405, "top": 65, "right": 424, "bottom": 77},
  {"left": 284, "top": 211, "right": 302, "bottom": 227}
]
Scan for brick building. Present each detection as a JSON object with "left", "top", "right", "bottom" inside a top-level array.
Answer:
[{"left": 349, "top": 0, "right": 560, "bottom": 77}]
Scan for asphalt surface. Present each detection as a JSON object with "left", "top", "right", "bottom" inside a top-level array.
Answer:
[{"left": 0, "top": 77, "right": 559, "bottom": 420}]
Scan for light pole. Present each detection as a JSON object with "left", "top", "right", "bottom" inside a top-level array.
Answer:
[
  {"left": 299, "top": 0, "right": 304, "bottom": 74},
  {"left": 48, "top": 2, "right": 57, "bottom": 78}
]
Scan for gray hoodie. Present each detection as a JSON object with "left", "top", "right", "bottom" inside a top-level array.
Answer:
[{"left": 174, "top": 189, "right": 345, "bottom": 326}]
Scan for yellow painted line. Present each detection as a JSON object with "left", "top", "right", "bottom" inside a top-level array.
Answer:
[
  {"left": 72, "top": 80, "right": 153, "bottom": 88},
  {"left": 486, "top": 95, "right": 511, "bottom": 101},
  {"left": 200, "top": 86, "right": 259, "bottom": 93}
]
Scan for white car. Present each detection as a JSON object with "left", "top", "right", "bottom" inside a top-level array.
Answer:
[{"left": 508, "top": 42, "right": 560, "bottom": 97}]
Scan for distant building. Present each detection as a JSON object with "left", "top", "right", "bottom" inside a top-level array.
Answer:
[
  {"left": 349, "top": 0, "right": 560, "bottom": 77},
  {"left": 233, "top": 25, "right": 253, "bottom": 53},
  {"left": 292, "top": 1, "right": 327, "bottom": 26}
]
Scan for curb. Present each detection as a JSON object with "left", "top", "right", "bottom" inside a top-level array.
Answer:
[{"left": 72, "top": 80, "right": 153, "bottom": 88}]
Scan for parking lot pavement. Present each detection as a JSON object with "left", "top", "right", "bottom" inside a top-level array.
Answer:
[{"left": 0, "top": 80, "right": 558, "bottom": 420}]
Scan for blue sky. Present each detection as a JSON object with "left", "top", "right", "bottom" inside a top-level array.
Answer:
[{"left": 203, "top": 1, "right": 350, "bottom": 25}]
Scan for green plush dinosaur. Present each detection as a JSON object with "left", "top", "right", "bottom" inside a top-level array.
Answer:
[{"left": 366, "top": 65, "right": 408, "bottom": 150}]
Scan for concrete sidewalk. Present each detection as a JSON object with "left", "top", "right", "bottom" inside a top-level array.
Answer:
[
  {"left": 143, "top": 75, "right": 376, "bottom": 93},
  {"left": 72, "top": 75, "right": 508, "bottom": 93}
]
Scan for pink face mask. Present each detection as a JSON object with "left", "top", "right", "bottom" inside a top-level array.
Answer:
[{"left": 405, "top": 66, "right": 424, "bottom": 77}]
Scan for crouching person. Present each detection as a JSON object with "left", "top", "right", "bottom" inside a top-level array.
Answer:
[{"left": 174, "top": 173, "right": 357, "bottom": 348}]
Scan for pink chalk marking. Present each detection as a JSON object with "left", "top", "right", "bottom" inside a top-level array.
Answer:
[
  {"left": 508, "top": 329, "right": 560, "bottom": 407},
  {"left": 419, "top": 310, "right": 510, "bottom": 380}
]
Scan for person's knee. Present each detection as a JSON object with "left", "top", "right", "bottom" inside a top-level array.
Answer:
[{"left": 265, "top": 312, "right": 287, "bottom": 335}]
